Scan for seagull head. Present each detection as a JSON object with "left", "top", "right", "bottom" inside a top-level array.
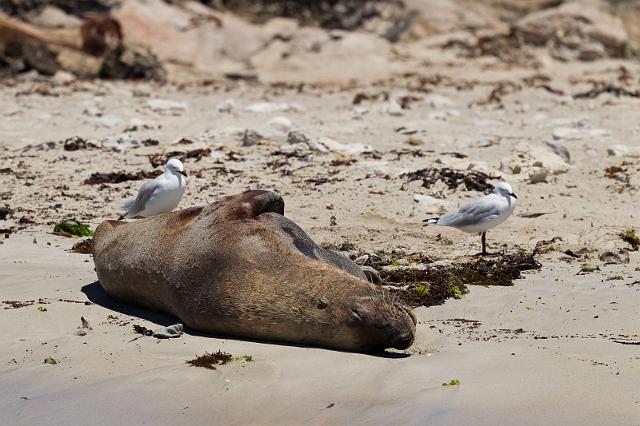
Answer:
[
  {"left": 165, "top": 158, "right": 187, "bottom": 177},
  {"left": 493, "top": 182, "right": 517, "bottom": 199}
]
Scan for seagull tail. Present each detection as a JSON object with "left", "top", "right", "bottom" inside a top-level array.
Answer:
[{"left": 422, "top": 217, "right": 439, "bottom": 226}]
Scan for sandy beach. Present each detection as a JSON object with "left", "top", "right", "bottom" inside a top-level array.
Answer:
[{"left": 2, "top": 0, "right": 640, "bottom": 424}]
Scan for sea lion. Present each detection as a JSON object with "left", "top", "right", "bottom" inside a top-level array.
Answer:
[{"left": 92, "top": 190, "right": 416, "bottom": 352}]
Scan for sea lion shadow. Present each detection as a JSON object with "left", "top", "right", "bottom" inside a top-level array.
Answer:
[
  {"left": 82, "top": 281, "right": 178, "bottom": 327},
  {"left": 81, "top": 281, "right": 410, "bottom": 358}
]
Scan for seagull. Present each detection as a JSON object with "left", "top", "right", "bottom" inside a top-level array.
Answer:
[
  {"left": 423, "top": 182, "right": 517, "bottom": 255},
  {"left": 119, "top": 158, "right": 187, "bottom": 220}
]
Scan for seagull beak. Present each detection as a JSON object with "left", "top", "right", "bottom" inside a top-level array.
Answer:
[
  {"left": 510, "top": 192, "right": 517, "bottom": 199},
  {"left": 179, "top": 170, "right": 188, "bottom": 177}
]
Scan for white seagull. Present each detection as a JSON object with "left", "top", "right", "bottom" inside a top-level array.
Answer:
[
  {"left": 119, "top": 158, "right": 187, "bottom": 219},
  {"left": 423, "top": 182, "right": 517, "bottom": 255}
]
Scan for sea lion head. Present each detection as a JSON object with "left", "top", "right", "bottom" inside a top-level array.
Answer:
[{"left": 338, "top": 292, "right": 417, "bottom": 352}]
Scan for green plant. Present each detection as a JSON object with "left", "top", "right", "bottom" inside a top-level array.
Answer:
[
  {"left": 413, "top": 284, "right": 430, "bottom": 295},
  {"left": 452, "top": 286, "right": 463, "bottom": 299},
  {"left": 619, "top": 228, "right": 639, "bottom": 251},
  {"left": 442, "top": 379, "right": 460, "bottom": 386},
  {"left": 53, "top": 218, "right": 93, "bottom": 237},
  {"left": 237, "top": 355, "right": 253, "bottom": 362}
]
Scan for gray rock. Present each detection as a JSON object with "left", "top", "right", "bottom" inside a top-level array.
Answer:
[
  {"left": 544, "top": 140, "right": 571, "bottom": 163},
  {"left": 216, "top": 99, "right": 235, "bottom": 113},
  {"left": 153, "top": 323, "right": 184, "bottom": 339},
  {"left": 241, "top": 129, "right": 264, "bottom": 146},
  {"left": 599, "top": 249, "right": 629, "bottom": 265},
  {"left": 146, "top": 99, "right": 187, "bottom": 113}
]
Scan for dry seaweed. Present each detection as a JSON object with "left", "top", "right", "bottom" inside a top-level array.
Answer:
[
  {"left": 148, "top": 148, "right": 211, "bottom": 167},
  {"left": 573, "top": 83, "right": 640, "bottom": 99},
  {"left": 186, "top": 350, "right": 233, "bottom": 370},
  {"left": 71, "top": 238, "right": 92, "bottom": 254},
  {"left": 84, "top": 170, "right": 161, "bottom": 185},
  {"left": 133, "top": 324, "right": 153, "bottom": 336},
  {"left": 0, "top": 206, "right": 13, "bottom": 220},
  {"left": 3, "top": 298, "right": 49, "bottom": 309},
  {"left": 378, "top": 251, "right": 540, "bottom": 308},
  {"left": 63, "top": 137, "right": 98, "bottom": 151},
  {"left": 401, "top": 167, "right": 498, "bottom": 192},
  {"left": 619, "top": 229, "right": 639, "bottom": 251}
]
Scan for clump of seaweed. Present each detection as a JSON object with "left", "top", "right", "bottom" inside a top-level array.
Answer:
[
  {"left": 133, "top": 324, "right": 153, "bottom": 336},
  {"left": 71, "top": 239, "right": 93, "bottom": 254},
  {"left": 186, "top": 351, "right": 233, "bottom": 370},
  {"left": 53, "top": 218, "right": 93, "bottom": 237},
  {"left": 401, "top": 167, "right": 498, "bottom": 192},
  {"left": 379, "top": 250, "right": 540, "bottom": 308},
  {"left": 619, "top": 228, "right": 639, "bottom": 251}
]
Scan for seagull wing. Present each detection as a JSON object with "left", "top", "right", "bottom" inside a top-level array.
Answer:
[
  {"left": 122, "top": 179, "right": 160, "bottom": 217},
  {"left": 436, "top": 194, "right": 503, "bottom": 228}
]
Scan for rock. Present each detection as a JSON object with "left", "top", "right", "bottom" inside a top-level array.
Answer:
[
  {"left": 102, "top": 133, "right": 138, "bottom": 151},
  {"left": 52, "top": 70, "right": 75, "bottom": 84},
  {"left": 153, "top": 323, "right": 184, "bottom": 339},
  {"left": 425, "top": 94, "right": 453, "bottom": 108},
  {"left": 462, "top": 138, "right": 493, "bottom": 149},
  {"left": 146, "top": 99, "right": 187, "bottom": 113},
  {"left": 552, "top": 127, "right": 611, "bottom": 140},
  {"left": 608, "top": 144, "right": 629, "bottom": 157},
  {"left": 268, "top": 116, "right": 293, "bottom": 133},
  {"left": 544, "top": 140, "right": 571, "bottom": 163},
  {"left": 528, "top": 167, "right": 549, "bottom": 184},
  {"left": 514, "top": 1, "right": 628, "bottom": 59},
  {"left": 318, "top": 137, "right": 371, "bottom": 156},
  {"left": 287, "top": 129, "right": 327, "bottom": 152},
  {"left": 382, "top": 100, "right": 403, "bottom": 116},
  {"left": 245, "top": 102, "right": 301, "bottom": 113},
  {"left": 429, "top": 110, "right": 461, "bottom": 120},
  {"left": 607, "top": 144, "right": 640, "bottom": 158},
  {"left": 599, "top": 249, "right": 630, "bottom": 265},
  {"left": 241, "top": 129, "right": 264, "bottom": 147},
  {"left": 216, "top": 99, "right": 235, "bottom": 113}
]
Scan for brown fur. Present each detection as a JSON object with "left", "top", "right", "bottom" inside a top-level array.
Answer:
[{"left": 93, "top": 190, "right": 416, "bottom": 352}]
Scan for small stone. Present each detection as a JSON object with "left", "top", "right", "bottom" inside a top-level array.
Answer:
[
  {"left": 43, "top": 357, "right": 58, "bottom": 365},
  {"left": 146, "top": 99, "right": 187, "bottom": 113},
  {"left": 528, "top": 167, "right": 549, "bottom": 184},
  {"left": 267, "top": 116, "right": 293, "bottom": 133},
  {"left": 425, "top": 94, "right": 452, "bottom": 108},
  {"left": 544, "top": 140, "right": 571, "bottom": 163},
  {"left": 241, "top": 129, "right": 264, "bottom": 146},
  {"left": 216, "top": 99, "right": 235, "bottom": 113},
  {"left": 245, "top": 102, "right": 300, "bottom": 113},
  {"left": 406, "top": 136, "right": 424, "bottom": 146},
  {"left": 153, "top": 323, "right": 184, "bottom": 339},
  {"left": 599, "top": 249, "right": 629, "bottom": 265},
  {"left": 382, "top": 100, "right": 403, "bottom": 116}
]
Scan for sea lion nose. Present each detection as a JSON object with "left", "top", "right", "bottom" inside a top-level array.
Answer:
[{"left": 393, "top": 333, "right": 414, "bottom": 350}]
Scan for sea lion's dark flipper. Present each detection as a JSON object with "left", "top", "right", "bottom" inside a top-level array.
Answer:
[{"left": 217, "top": 190, "right": 285, "bottom": 221}]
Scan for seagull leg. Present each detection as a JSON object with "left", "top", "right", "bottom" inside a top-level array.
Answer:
[{"left": 481, "top": 232, "right": 487, "bottom": 256}]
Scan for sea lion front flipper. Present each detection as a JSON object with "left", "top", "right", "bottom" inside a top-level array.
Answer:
[{"left": 220, "top": 190, "right": 285, "bottom": 220}]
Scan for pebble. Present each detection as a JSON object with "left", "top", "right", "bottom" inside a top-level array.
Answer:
[
  {"left": 382, "top": 100, "right": 403, "bottom": 116},
  {"left": 245, "top": 102, "right": 301, "bottom": 113},
  {"left": 146, "top": 99, "right": 188, "bottom": 113},
  {"left": 216, "top": 99, "right": 235, "bottom": 113},
  {"left": 268, "top": 116, "right": 293, "bottom": 133}
]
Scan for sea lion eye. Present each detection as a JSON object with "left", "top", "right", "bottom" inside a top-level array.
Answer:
[{"left": 351, "top": 310, "right": 364, "bottom": 322}]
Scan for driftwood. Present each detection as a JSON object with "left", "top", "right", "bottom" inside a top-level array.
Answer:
[{"left": 0, "top": 13, "right": 121, "bottom": 57}]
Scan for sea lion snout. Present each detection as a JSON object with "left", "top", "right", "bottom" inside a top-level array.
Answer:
[{"left": 349, "top": 296, "right": 416, "bottom": 351}]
